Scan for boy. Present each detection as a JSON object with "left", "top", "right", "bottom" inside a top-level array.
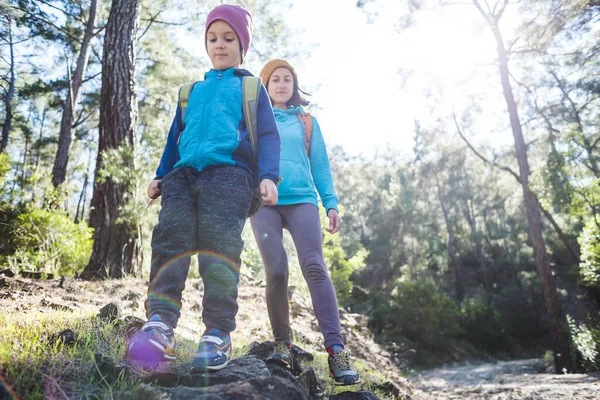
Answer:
[{"left": 127, "top": 4, "right": 280, "bottom": 372}]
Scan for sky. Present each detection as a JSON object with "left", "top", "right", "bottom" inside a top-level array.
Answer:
[{"left": 274, "top": 0, "right": 514, "bottom": 156}]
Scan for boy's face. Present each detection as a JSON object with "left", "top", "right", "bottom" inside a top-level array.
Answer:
[
  {"left": 267, "top": 67, "right": 294, "bottom": 107},
  {"left": 206, "top": 20, "right": 242, "bottom": 70}
]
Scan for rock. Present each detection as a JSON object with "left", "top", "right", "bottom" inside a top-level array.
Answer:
[
  {"left": 102, "top": 342, "right": 341, "bottom": 400},
  {"left": 122, "top": 291, "right": 141, "bottom": 301},
  {"left": 57, "top": 328, "right": 77, "bottom": 346},
  {"left": 371, "top": 381, "right": 403, "bottom": 399},
  {"left": 21, "top": 270, "right": 54, "bottom": 280},
  {"left": 0, "top": 268, "right": 15, "bottom": 277},
  {"left": 246, "top": 341, "right": 306, "bottom": 375},
  {"left": 144, "top": 356, "right": 272, "bottom": 387},
  {"left": 49, "top": 329, "right": 77, "bottom": 347},
  {"left": 246, "top": 341, "right": 275, "bottom": 359},
  {"left": 330, "top": 390, "right": 381, "bottom": 400},
  {"left": 40, "top": 298, "right": 74, "bottom": 312},
  {"left": 117, "top": 376, "right": 308, "bottom": 400},
  {"left": 292, "top": 344, "right": 315, "bottom": 362},
  {"left": 98, "top": 303, "right": 121, "bottom": 321},
  {"left": 93, "top": 353, "right": 133, "bottom": 382},
  {"left": 121, "top": 316, "right": 145, "bottom": 337},
  {"left": 297, "top": 367, "right": 326, "bottom": 399}
]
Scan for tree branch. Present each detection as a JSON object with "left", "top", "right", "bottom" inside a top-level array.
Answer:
[
  {"left": 453, "top": 113, "right": 521, "bottom": 182},
  {"left": 453, "top": 113, "right": 580, "bottom": 263},
  {"left": 73, "top": 110, "right": 94, "bottom": 128},
  {"left": 10, "top": 6, "right": 80, "bottom": 43},
  {"left": 36, "top": 0, "right": 85, "bottom": 24}
]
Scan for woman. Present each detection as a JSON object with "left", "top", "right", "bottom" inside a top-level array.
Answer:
[{"left": 251, "top": 59, "right": 360, "bottom": 385}]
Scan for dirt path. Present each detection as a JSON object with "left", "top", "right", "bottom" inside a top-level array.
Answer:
[{"left": 412, "top": 358, "right": 600, "bottom": 399}]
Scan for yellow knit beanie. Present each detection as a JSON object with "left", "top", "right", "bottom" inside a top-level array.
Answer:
[{"left": 259, "top": 59, "right": 298, "bottom": 87}]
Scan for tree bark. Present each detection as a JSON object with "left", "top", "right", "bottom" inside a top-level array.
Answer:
[
  {"left": 80, "top": 0, "right": 141, "bottom": 280},
  {"left": 1, "top": 15, "right": 15, "bottom": 153},
  {"left": 473, "top": 0, "right": 574, "bottom": 373},
  {"left": 52, "top": 0, "right": 98, "bottom": 188}
]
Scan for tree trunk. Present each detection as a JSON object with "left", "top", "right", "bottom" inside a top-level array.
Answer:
[
  {"left": 80, "top": 0, "right": 141, "bottom": 280},
  {"left": 1, "top": 15, "right": 15, "bottom": 153},
  {"left": 474, "top": 0, "right": 575, "bottom": 372},
  {"left": 52, "top": 0, "right": 98, "bottom": 188}
]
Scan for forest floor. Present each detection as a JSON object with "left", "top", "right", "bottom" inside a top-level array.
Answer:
[{"left": 1, "top": 270, "right": 599, "bottom": 399}]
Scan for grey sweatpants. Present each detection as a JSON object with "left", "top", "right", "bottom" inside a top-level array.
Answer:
[
  {"left": 146, "top": 166, "right": 253, "bottom": 333},
  {"left": 250, "top": 203, "right": 343, "bottom": 349}
]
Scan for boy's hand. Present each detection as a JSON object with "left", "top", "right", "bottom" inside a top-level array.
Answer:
[
  {"left": 260, "top": 179, "right": 278, "bottom": 206},
  {"left": 326, "top": 209, "right": 341, "bottom": 235},
  {"left": 147, "top": 179, "right": 161, "bottom": 199}
]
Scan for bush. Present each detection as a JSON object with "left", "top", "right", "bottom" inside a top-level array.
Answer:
[
  {"left": 578, "top": 220, "right": 600, "bottom": 287},
  {"left": 0, "top": 202, "right": 25, "bottom": 259},
  {"left": 568, "top": 315, "right": 600, "bottom": 372},
  {"left": 9, "top": 208, "right": 93, "bottom": 277},
  {"left": 370, "top": 278, "right": 462, "bottom": 350},
  {"left": 460, "top": 291, "right": 509, "bottom": 351}
]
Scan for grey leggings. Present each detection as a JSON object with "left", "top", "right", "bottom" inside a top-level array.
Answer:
[{"left": 250, "top": 203, "right": 343, "bottom": 349}]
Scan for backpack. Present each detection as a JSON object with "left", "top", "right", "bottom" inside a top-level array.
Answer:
[
  {"left": 177, "top": 76, "right": 264, "bottom": 216},
  {"left": 297, "top": 113, "right": 313, "bottom": 156}
]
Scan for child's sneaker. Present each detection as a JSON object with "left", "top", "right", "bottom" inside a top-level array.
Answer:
[
  {"left": 190, "top": 328, "right": 232, "bottom": 372},
  {"left": 328, "top": 346, "right": 361, "bottom": 386},
  {"left": 126, "top": 314, "right": 176, "bottom": 369},
  {"left": 267, "top": 341, "right": 294, "bottom": 370}
]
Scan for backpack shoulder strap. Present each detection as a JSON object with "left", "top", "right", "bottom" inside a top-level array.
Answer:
[
  {"left": 178, "top": 81, "right": 199, "bottom": 130},
  {"left": 242, "top": 76, "right": 262, "bottom": 163},
  {"left": 297, "top": 112, "right": 313, "bottom": 156}
]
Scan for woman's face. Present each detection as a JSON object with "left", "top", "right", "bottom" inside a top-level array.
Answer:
[{"left": 267, "top": 67, "right": 294, "bottom": 107}]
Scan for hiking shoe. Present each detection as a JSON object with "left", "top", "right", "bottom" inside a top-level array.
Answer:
[
  {"left": 190, "top": 328, "right": 232, "bottom": 372},
  {"left": 126, "top": 314, "right": 176, "bottom": 368},
  {"left": 267, "top": 341, "right": 294, "bottom": 370},
  {"left": 328, "top": 349, "right": 361, "bottom": 385}
]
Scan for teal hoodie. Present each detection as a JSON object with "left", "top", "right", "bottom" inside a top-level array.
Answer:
[{"left": 274, "top": 106, "right": 339, "bottom": 212}]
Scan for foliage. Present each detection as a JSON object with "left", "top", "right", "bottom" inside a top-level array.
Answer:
[
  {"left": 460, "top": 291, "right": 509, "bottom": 351},
  {"left": 567, "top": 315, "right": 600, "bottom": 371},
  {"left": 0, "top": 152, "right": 9, "bottom": 185},
  {"left": 9, "top": 207, "right": 93, "bottom": 277},
  {"left": 578, "top": 218, "right": 600, "bottom": 287},
  {"left": 370, "top": 279, "right": 462, "bottom": 351},
  {"left": 320, "top": 206, "right": 368, "bottom": 305}
]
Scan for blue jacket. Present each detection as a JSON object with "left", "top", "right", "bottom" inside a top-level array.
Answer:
[
  {"left": 275, "top": 106, "right": 339, "bottom": 213},
  {"left": 155, "top": 68, "right": 280, "bottom": 184}
]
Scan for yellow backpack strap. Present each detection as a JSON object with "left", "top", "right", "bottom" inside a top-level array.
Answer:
[
  {"left": 297, "top": 112, "right": 313, "bottom": 156},
  {"left": 178, "top": 82, "right": 198, "bottom": 131},
  {"left": 242, "top": 76, "right": 261, "bottom": 164}
]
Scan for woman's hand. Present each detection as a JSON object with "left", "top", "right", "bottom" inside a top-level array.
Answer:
[
  {"left": 147, "top": 179, "right": 161, "bottom": 199},
  {"left": 326, "top": 209, "right": 341, "bottom": 235},
  {"left": 260, "top": 179, "right": 278, "bottom": 206}
]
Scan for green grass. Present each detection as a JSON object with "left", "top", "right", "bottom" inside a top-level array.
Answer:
[
  {"left": 0, "top": 311, "right": 406, "bottom": 400},
  {"left": 0, "top": 310, "right": 136, "bottom": 399}
]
